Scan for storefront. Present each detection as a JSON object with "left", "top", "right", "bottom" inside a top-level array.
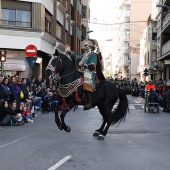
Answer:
[{"left": 3, "top": 58, "right": 27, "bottom": 77}]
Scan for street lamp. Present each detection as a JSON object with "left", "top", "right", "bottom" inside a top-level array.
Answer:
[
  {"left": 154, "top": 61, "right": 158, "bottom": 70},
  {"left": 0, "top": 49, "right": 7, "bottom": 75},
  {"left": 86, "top": 30, "right": 93, "bottom": 33},
  {"left": 156, "top": 4, "right": 167, "bottom": 8}
]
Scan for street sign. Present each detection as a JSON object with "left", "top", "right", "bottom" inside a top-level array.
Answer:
[
  {"left": 25, "top": 57, "right": 37, "bottom": 69},
  {"left": 25, "top": 44, "right": 37, "bottom": 57}
]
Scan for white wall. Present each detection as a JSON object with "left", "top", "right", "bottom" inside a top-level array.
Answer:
[{"left": 0, "top": 34, "right": 54, "bottom": 55}]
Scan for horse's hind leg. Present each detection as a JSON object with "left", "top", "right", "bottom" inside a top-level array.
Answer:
[
  {"left": 93, "top": 120, "right": 107, "bottom": 136},
  {"left": 60, "top": 109, "right": 71, "bottom": 133},
  {"left": 98, "top": 120, "right": 112, "bottom": 140},
  {"left": 93, "top": 106, "right": 107, "bottom": 136},
  {"left": 98, "top": 101, "right": 115, "bottom": 140}
]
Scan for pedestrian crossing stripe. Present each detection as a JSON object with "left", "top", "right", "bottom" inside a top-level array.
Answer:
[
  {"left": 113, "top": 104, "right": 163, "bottom": 110},
  {"left": 113, "top": 104, "right": 136, "bottom": 110}
]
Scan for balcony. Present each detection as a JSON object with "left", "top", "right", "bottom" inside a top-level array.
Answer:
[
  {"left": 162, "top": 13, "right": 170, "bottom": 30},
  {"left": 123, "top": 11, "right": 130, "bottom": 17},
  {"left": 122, "top": 36, "right": 130, "bottom": 41},
  {"left": 0, "top": 19, "right": 31, "bottom": 27},
  {"left": 57, "top": 1, "right": 66, "bottom": 14},
  {"left": 71, "top": 0, "right": 73, "bottom": 5},
  {"left": 162, "top": 40, "right": 170, "bottom": 56},
  {"left": 122, "top": 23, "right": 130, "bottom": 30},
  {"left": 124, "top": 49, "right": 130, "bottom": 54},
  {"left": 119, "top": 60, "right": 129, "bottom": 67}
]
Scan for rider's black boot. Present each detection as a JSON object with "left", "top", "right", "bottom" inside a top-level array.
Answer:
[{"left": 84, "top": 92, "right": 93, "bottom": 110}]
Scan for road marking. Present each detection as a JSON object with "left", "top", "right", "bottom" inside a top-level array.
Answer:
[
  {"left": 0, "top": 130, "right": 45, "bottom": 149},
  {"left": 47, "top": 155, "right": 72, "bottom": 170},
  {"left": 129, "top": 105, "right": 135, "bottom": 109}
]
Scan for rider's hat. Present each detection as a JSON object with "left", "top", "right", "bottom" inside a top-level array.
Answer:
[
  {"left": 84, "top": 40, "right": 93, "bottom": 47},
  {"left": 53, "top": 49, "right": 59, "bottom": 56}
]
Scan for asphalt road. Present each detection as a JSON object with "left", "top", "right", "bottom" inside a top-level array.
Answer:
[{"left": 0, "top": 95, "right": 170, "bottom": 170}]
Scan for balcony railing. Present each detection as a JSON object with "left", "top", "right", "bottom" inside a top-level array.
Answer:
[
  {"left": 122, "top": 36, "right": 130, "bottom": 41},
  {"left": 162, "top": 40, "right": 170, "bottom": 56},
  {"left": 162, "top": 13, "right": 170, "bottom": 29},
  {"left": 0, "top": 19, "right": 31, "bottom": 27},
  {"left": 123, "top": 11, "right": 130, "bottom": 17}
]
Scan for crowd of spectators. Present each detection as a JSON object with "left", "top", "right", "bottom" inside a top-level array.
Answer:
[{"left": 0, "top": 74, "right": 59, "bottom": 126}]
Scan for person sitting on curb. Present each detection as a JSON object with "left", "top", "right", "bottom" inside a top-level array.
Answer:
[{"left": 0, "top": 100, "right": 24, "bottom": 126}]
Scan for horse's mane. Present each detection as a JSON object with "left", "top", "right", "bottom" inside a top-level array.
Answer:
[{"left": 60, "top": 53, "right": 76, "bottom": 68}]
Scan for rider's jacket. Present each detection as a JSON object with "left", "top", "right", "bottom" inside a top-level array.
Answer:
[
  {"left": 76, "top": 52, "right": 97, "bottom": 89},
  {"left": 145, "top": 84, "right": 156, "bottom": 91}
]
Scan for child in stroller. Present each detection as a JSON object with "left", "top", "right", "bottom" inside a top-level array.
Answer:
[{"left": 42, "top": 91, "right": 59, "bottom": 113}]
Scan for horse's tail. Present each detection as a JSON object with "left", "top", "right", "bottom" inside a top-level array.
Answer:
[{"left": 111, "top": 89, "right": 129, "bottom": 125}]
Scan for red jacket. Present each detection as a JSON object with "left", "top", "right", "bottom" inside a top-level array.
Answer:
[{"left": 145, "top": 84, "right": 156, "bottom": 91}]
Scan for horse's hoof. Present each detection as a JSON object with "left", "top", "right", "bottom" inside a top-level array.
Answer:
[
  {"left": 58, "top": 126, "right": 63, "bottom": 130},
  {"left": 65, "top": 126, "right": 71, "bottom": 133},
  {"left": 97, "top": 134, "right": 105, "bottom": 140},
  {"left": 93, "top": 131, "right": 100, "bottom": 136}
]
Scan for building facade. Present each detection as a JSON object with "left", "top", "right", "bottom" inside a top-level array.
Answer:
[
  {"left": 157, "top": 0, "right": 170, "bottom": 80},
  {"left": 118, "top": 0, "right": 131, "bottom": 79},
  {"left": 0, "top": 0, "right": 83, "bottom": 78},
  {"left": 130, "top": 0, "right": 152, "bottom": 81}
]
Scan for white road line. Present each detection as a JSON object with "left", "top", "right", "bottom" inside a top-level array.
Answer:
[
  {"left": 129, "top": 105, "right": 135, "bottom": 109},
  {"left": 0, "top": 130, "right": 45, "bottom": 149},
  {"left": 48, "top": 155, "right": 72, "bottom": 170}
]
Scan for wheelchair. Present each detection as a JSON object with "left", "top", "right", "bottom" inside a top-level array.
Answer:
[{"left": 144, "top": 91, "right": 159, "bottom": 113}]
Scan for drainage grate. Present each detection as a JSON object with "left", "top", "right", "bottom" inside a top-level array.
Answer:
[{"left": 108, "top": 129, "right": 159, "bottom": 134}]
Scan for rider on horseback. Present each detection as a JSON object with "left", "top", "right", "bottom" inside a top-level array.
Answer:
[{"left": 76, "top": 39, "right": 105, "bottom": 110}]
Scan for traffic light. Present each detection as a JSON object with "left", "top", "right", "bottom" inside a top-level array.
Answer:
[
  {"left": 143, "top": 68, "right": 149, "bottom": 77},
  {"left": 0, "top": 49, "right": 7, "bottom": 62}
]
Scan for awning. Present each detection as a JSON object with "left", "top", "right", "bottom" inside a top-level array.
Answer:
[{"left": 4, "top": 59, "right": 27, "bottom": 71}]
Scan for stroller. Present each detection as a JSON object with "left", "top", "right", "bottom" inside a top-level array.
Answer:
[
  {"left": 144, "top": 89, "right": 159, "bottom": 113},
  {"left": 42, "top": 92, "right": 59, "bottom": 113}
]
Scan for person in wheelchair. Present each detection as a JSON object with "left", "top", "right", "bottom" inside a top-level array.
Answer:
[{"left": 145, "top": 80, "right": 161, "bottom": 104}]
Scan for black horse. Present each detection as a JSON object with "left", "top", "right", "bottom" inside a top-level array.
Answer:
[{"left": 45, "top": 54, "right": 129, "bottom": 140}]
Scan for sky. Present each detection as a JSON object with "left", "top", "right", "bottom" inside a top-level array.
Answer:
[{"left": 89, "top": 0, "right": 120, "bottom": 45}]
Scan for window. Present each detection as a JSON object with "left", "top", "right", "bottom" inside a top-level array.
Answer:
[
  {"left": 45, "top": 11, "right": 51, "bottom": 35},
  {"left": 57, "top": 22, "right": 62, "bottom": 39},
  {"left": 2, "top": 9, "right": 31, "bottom": 27},
  {"left": 82, "top": 5, "right": 87, "bottom": 18}
]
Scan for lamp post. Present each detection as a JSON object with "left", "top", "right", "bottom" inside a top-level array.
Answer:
[{"left": 156, "top": 4, "right": 167, "bottom": 8}]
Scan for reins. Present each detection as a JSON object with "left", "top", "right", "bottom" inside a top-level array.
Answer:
[{"left": 59, "top": 65, "right": 80, "bottom": 79}]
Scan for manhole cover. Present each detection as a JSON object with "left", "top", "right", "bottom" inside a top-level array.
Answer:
[{"left": 108, "top": 129, "right": 159, "bottom": 134}]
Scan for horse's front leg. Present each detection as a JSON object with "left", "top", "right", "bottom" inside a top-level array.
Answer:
[
  {"left": 54, "top": 105, "right": 63, "bottom": 130},
  {"left": 60, "top": 109, "right": 71, "bottom": 133}
]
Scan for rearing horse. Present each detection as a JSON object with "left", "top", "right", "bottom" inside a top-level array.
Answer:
[{"left": 45, "top": 53, "right": 129, "bottom": 140}]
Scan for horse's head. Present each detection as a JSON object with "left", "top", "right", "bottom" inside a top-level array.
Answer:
[
  {"left": 45, "top": 55, "right": 62, "bottom": 79},
  {"left": 51, "top": 56, "right": 63, "bottom": 74}
]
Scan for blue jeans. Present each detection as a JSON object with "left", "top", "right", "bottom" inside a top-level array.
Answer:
[{"left": 33, "top": 97, "right": 43, "bottom": 108}]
